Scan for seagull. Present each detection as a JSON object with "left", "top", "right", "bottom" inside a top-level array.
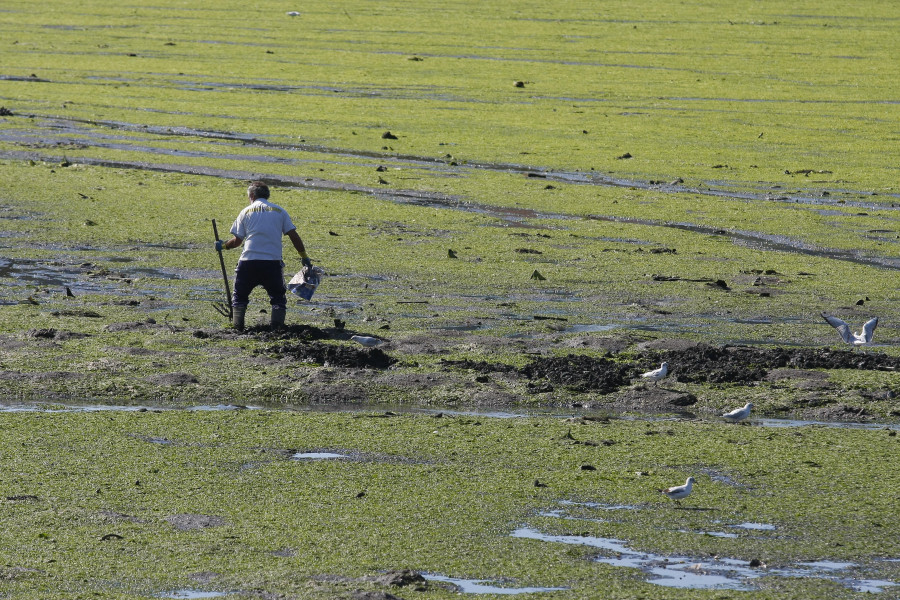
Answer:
[
  {"left": 661, "top": 476, "right": 694, "bottom": 504},
  {"left": 821, "top": 313, "right": 878, "bottom": 346},
  {"left": 286, "top": 11, "right": 300, "bottom": 17},
  {"left": 641, "top": 362, "right": 668, "bottom": 386},
  {"left": 350, "top": 335, "right": 383, "bottom": 348},
  {"left": 722, "top": 402, "right": 753, "bottom": 423}
]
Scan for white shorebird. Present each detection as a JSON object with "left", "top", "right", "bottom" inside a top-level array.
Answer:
[
  {"left": 722, "top": 402, "right": 753, "bottom": 423},
  {"left": 350, "top": 335, "right": 383, "bottom": 348},
  {"left": 640, "top": 362, "right": 668, "bottom": 386},
  {"left": 821, "top": 313, "right": 878, "bottom": 347},
  {"left": 661, "top": 476, "right": 694, "bottom": 504}
]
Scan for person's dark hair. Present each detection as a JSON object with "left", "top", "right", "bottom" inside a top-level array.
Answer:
[{"left": 247, "top": 181, "right": 270, "bottom": 200}]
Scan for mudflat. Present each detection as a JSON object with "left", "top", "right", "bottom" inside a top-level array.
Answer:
[{"left": 0, "top": 0, "right": 898, "bottom": 598}]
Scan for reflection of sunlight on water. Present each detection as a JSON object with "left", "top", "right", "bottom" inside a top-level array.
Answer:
[
  {"left": 3, "top": 402, "right": 897, "bottom": 431},
  {"left": 291, "top": 452, "right": 345, "bottom": 460},
  {"left": 424, "top": 574, "right": 566, "bottom": 594},
  {"left": 156, "top": 591, "right": 229, "bottom": 599},
  {"left": 733, "top": 522, "right": 776, "bottom": 531},
  {"left": 515, "top": 511, "right": 898, "bottom": 593}
]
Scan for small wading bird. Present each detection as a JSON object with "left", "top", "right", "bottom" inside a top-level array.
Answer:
[
  {"left": 640, "top": 362, "right": 668, "bottom": 386},
  {"left": 821, "top": 313, "right": 878, "bottom": 347},
  {"left": 722, "top": 402, "right": 753, "bottom": 423},
  {"left": 661, "top": 476, "right": 694, "bottom": 505}
]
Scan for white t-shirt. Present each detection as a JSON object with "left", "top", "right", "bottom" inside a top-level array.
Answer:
[{"left": 230, "top": 199, "right": 296, "bottom": 261}]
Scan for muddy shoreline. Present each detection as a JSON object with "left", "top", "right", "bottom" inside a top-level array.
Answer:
[{"left": 5, "top": 322, "right": 899, "bottom": 425}]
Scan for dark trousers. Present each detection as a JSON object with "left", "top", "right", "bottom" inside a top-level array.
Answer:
[{"left": 232, "top": 260, "right": 286, "bottom": 309}]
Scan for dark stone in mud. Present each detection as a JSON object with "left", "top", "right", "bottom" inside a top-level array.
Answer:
[
  {"left": 26, "top": 328, "right": 57, "bottom": 339},
  {"left": 166, "top": 514, "right": 227, "bottom": 531},
  {"left": 371, "top": 570, "right": 426, "bottom": 588},
  {"left": 265, "top": 341, "right": 396, "bottom": 369},
  {"left": 616, "top": 386, "right": 698, "bottom": 409}
]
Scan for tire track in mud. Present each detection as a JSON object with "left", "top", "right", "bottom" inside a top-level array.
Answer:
[{"left": 2, "top": 116, "right": 899, "bottom": 270}]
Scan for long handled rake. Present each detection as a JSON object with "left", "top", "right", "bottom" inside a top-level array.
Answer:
[{"left": 211, "top": 219, "right": 233, "bottom": 319}]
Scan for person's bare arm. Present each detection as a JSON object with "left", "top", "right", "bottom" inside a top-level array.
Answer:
[
  {"left": 286, "top": 229, "right": 307, "bottom": 255},
  {"left": 222, "top": 235, "right": 243, "bottom": 250}
]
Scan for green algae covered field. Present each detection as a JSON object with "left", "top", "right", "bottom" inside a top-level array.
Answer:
[{"left": 1, "top": 0, "right": 899, "bottom": 598}]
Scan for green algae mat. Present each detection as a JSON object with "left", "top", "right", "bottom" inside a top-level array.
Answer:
[
  {"left": 1, "top": 0, "right": 899, "bottom": 598},
  {"left": 2, "top": 409, "right": 899, "bottom": 599}
]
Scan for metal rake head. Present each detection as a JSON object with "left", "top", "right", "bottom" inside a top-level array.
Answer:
[{"left": 212, "top": 302, "right": 232, "bottom": 318}]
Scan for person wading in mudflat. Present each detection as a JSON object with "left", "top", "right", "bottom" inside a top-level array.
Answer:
[{"left": 215, "top": 181, "right": 312, "bottom": 330}]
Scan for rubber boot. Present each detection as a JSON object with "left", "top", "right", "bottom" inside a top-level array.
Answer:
[
  {"left": 271, "top": 306, "right": 286, "bottom": 329},
  {"left": 232, "top": 305, "right": 246, "bottom": 331}
]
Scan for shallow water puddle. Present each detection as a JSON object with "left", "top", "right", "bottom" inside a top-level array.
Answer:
[
  {"left": 733, "top": 522, "right": 776, "bottom": 531},
  {"left": 0, "top": 403, "right": 256, "bottom": 413},
  {"left": 1, "top": 401, "right": 897, "bottom": 430},
  {"left": 424, "top": 574, "right": 566, "bottom": 594},
  {"left": 512, "top": 527, "right": 898, "bottom": 592},
  {"left": 291, "top": 451, "right": 346, "bottom": 460},
  {"left": 156, "top": 591, "right": 229, "bottom": 599}
]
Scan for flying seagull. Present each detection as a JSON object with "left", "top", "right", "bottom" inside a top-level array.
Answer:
[
  {"left": 641, "top": 362, "right": 668, "bottom": 386},
  {"left": 661, "top": 476, "right": 694, "bottom": 504},
  {"left": 722, "top": 402, "right": 753, "bottom": 423},
  {"left": 821, "top": 313, "right": 878, "bottom": 346}
]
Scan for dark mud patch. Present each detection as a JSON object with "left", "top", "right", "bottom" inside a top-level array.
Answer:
[
  {"left": 165, "top": 514, "right": 227, "bottom": 531},
  {"left": 262, "top": 341, "right": 397, "bottom": 370},
  {"left": 612, "top": 386, "right": 698, "bottom": 409},
  {"left": 25, "top": 328, "right": 89, "bottom": 341},
  {"left": 292, "top": 381, "right": 371, "bottom": 403},
  {"left": 31, "top": 371, "right": 85, "bottom": 382},
  {"left": 656, "top": 345, "right": 900, "bottom": 384},
  {"left": 445, "top": 343, "right": 900, "bottom": 396},
  {"left": 104, "top": 319, "right": 160, "bottom": 332},
  {"left": 145, "top": 372, "right": 199, "bottom": 386},
  {"left": 556, "top": 334, "right": 645, "bottom": 353},
  {"left": 520, "top": 354, "right": 632, "bottom": 394},
  {"left": 237, "top": 323, "right": 335, "bottom": 342}
]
